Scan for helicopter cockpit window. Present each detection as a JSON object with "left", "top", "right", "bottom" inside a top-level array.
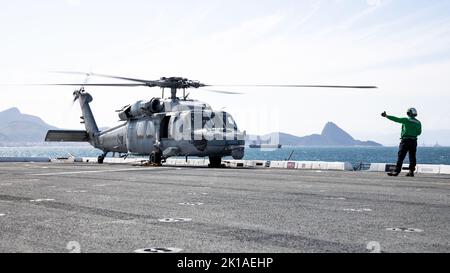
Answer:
[
  {"left": 202, "top": 115, "right": 216, "bottom": 129},
  {"left": 225, "top": 114, "right": 238, "bottom": 130},
  {"left": 202, "top": 111, "right": 237, "bottom": 131}
]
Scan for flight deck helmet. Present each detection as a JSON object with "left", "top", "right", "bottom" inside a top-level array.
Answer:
[{"left": 407, "top": 107, "right": 418, "bottom": 117}]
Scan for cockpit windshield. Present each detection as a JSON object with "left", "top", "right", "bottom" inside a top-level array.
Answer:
[
  {"left": 174, "top": 111, "right": 239, "bottom": 136},
  {"left": 202, "top": 111, "right": 238, "bottom": 131}
]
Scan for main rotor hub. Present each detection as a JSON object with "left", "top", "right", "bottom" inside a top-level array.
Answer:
[
  {"left": 158, "top": 77, "right": 205, "bottom": 90},
  {"left": 157, "top": 77, "right": 205, "bottom": 99}
]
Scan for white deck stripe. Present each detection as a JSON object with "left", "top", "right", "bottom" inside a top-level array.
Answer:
[{"left": 30, "top": 167, "right": 172, "bottom": 176}]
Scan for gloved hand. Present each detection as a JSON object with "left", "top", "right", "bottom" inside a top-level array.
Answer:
[{"left": 381, "top": 111, "right": 387, "bottom": 117}]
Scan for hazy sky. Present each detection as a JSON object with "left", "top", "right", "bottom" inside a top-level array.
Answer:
[{"left": 1, "top": 0, "right": 450, "bottom": 145}]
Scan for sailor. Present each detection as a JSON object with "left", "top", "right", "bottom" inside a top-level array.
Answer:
[{"left": 381, "top": 108, "right": 422, "bottom": 177}]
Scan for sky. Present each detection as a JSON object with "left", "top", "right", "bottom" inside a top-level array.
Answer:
[{"left": 1, "top": 0, "right": 450, "bottom": 146}]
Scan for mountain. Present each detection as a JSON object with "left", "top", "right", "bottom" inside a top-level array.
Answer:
[
  {"left": 321, "top": 122, "right": 355, "bottom": 146},
  {"left": 249, "top": 122, "right": 382, "bottom": 147},
  {"left": 0, "top": 107, "right": 58, "bottom": 143}
]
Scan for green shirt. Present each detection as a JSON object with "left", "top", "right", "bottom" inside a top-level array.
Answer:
[{"left": 386, "top": 115, "right": 422, "bottom": 140}]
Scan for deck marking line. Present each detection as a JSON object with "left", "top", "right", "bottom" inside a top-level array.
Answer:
[{"left": 30, "top": 167, "right": 174, "bottom": 176}]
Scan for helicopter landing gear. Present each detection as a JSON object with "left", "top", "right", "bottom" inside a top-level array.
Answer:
[
  {"left": 208, "top": 156, "right": 222, "bottom": 168},
  {"left": 97, "top": 152, "right": 108, "bottom": 164},
  {"left": 149, "top": 150, "right": 162, "bottom": 166}
]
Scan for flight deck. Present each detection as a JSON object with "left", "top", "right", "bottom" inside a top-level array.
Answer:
[{"left": 0, "top": 162, "right": 449, "bottom": 253}]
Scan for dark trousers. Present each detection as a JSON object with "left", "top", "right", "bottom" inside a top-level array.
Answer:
[{"left": 395, "top": 138, "right": 418, "bottom": 173}]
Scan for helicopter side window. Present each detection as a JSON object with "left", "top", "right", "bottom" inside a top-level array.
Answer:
[
  {"left": 170, "top": 115, "right": 188, "bottom": 140},
  {"left": 146, "top": 121, "right": 155, "bottom": 138},
  {"left": 136, "top": 121, "right": 147, "bottom": 138}
]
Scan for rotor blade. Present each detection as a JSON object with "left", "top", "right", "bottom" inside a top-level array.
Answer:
[
  {"left": 199, "top": 88, "right": 243, "bottom": 95},
  {"left": 210, "top": 84, "right": 378, "bottom": 89},
  {"left": 52, "top": 71, "right": 159, "bottom": 85},
  {"left": 38, "top": 83, "right": 149, "bottom": 87}
]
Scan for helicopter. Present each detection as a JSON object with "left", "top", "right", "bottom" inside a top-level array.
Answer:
[{"left": 44, "top": 72, "right": 377, "bottom": 167}]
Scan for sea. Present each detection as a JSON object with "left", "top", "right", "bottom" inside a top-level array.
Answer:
[{"left": 1, "top": 146, "right": 449, "bottom": 167}]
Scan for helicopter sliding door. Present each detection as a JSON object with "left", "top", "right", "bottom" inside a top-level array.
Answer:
[{"left": 160, "top": 116, "right": 171, "bottom": 139}]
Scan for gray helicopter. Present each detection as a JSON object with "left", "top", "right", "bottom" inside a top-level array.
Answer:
[{"left": 44, "top": 72, "right": 377, "bottom": 167}]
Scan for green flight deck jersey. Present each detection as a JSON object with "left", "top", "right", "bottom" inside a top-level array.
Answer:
[{"left": 387, "top": 115, "right": 422, "bottom": 140}]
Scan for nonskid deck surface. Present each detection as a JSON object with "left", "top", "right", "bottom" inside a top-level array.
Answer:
[{"left": 0, "top": 162, "right": 449, "bottom": 253}]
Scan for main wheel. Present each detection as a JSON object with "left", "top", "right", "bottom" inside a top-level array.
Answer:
[
  {"left": 208, "top": 156, "right": 222, "bottom": 168},
  {"left": 150, "top": 151, "right": 162, "bottom": 165},
  {"left": 97, "top": 156, "right": 104, "bottom": 164}
]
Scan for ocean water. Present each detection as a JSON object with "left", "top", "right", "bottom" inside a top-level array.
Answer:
[
  {"left": 243, "top": 147, "right": 450, "bottom": 166},
  {"left": 1, "top": 146, "right": 449, "bottom": 166}
]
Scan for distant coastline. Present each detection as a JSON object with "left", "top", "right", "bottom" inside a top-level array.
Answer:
[{"left": 247, "top": 122, "right": 382, "bottom": 147}]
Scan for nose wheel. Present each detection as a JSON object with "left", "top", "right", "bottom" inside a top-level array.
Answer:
[{"left": 149, "top": 150, "right": 162, "bottom": 166}]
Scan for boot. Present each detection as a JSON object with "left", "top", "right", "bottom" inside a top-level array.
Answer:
[
  {"left": 406, "top": 171, "right": 415, "bottom": 177},
  {"left": 387, "top": 171, "right": 400, "bottom": 177}
]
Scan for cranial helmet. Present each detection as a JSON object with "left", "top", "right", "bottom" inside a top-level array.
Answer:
[{"left": 407, "top": 107, "right": 418, "bottom": 117}]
